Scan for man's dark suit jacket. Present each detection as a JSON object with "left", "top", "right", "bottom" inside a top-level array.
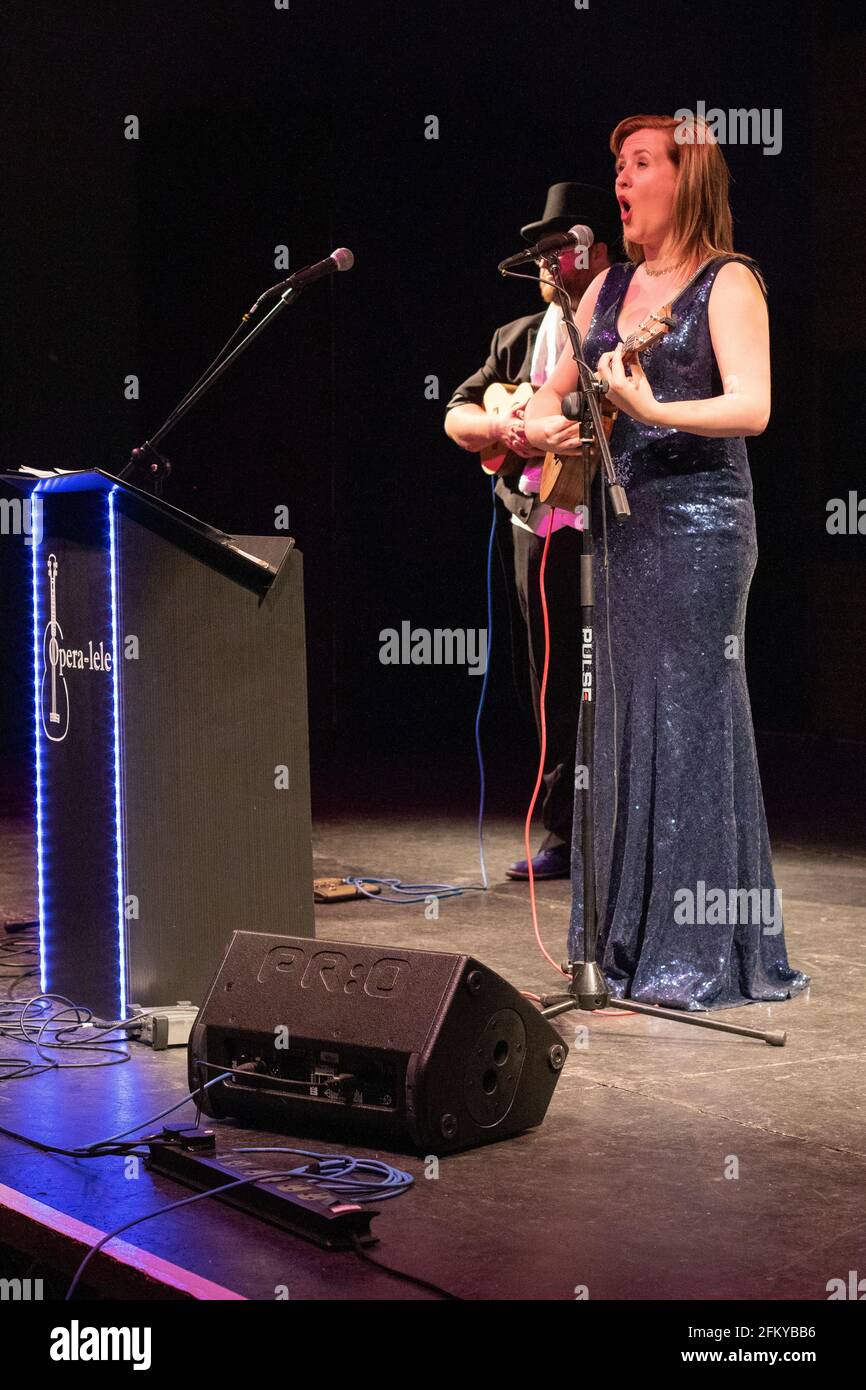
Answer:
[{"left": 445, "top": 311, "right": 546, "bottom": 524}]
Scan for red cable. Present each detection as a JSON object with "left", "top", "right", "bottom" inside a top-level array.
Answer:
[{"left": 523, "top": 524, "right": 567, "bottom": 978}]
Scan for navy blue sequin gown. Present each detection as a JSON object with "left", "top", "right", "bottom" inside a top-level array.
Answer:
[{"left": 569, "top": 255, "right": 810, "bottom": 1010}]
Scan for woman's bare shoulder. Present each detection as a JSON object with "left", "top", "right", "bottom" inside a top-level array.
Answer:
[
  {"left": 710, "top": 258, "right": 767, "bottom": 303},
  {"left": 576, "top": 265, "right": 615, "bottom": 333}
]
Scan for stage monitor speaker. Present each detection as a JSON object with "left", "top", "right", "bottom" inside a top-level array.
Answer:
[{"left": 189, "top": 932, "right": 568, "bottom": 1155}]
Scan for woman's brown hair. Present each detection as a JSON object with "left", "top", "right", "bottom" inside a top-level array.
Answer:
[{"left": 610, "top": 113, "right": 766, "bottom": 294}]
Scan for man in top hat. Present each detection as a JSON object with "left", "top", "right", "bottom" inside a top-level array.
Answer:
[{"left": 444, "top": 182, "right": 621, "bottom": 880}]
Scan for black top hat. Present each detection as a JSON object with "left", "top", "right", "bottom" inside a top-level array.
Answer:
[{"left": 521, "top": 181, "right": 622, "bottom": 254}]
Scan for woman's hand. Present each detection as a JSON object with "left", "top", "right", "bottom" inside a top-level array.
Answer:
[
  {"left": 596, "top": 343, "right": 662, "bottom": 426},
  {"left": 523, "top": 413, "right": 585, "bottom": 452}
]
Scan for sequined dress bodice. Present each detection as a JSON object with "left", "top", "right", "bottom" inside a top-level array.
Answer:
[{"left": 583, "top": 256, "right": 754, "bottom": 491}]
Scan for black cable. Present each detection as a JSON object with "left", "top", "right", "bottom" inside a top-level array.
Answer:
[
  {"left": 0, "top": 1039, "right": 452, "bottom": 1300},
  {"left": 0, "top": 1119, "right": 145, "bottom": 1158},
  {"left": 65, "top": 1169, "right": 310, "bottom": 1299},
  {"left": 0, "top": 929, "right": 39, "bottom": 999},
  {"left": 65, "top": 1168, "right": 455, "bottom": 1302},
  {"left": 350, "top": 1234, "right": 462, "bottom": 1300},
  {"left": 0, "top": 993, "right": 134, "bottom": 1079},
  {"left": 0, "top": 1072, "right": 230, "bottom": 1158}
]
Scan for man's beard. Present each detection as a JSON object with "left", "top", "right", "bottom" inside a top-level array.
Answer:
[{"left": 540, "top": 271, "right": 590, "bottom": 304}]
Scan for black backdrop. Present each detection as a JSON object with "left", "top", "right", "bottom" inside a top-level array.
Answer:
[{"left": 2, "top": 0, "right": 863, "bottom": 807}]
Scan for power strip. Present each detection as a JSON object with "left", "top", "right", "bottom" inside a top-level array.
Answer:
[{"left": 146, "top": 1130, "right": 378, "bottom": 1249}]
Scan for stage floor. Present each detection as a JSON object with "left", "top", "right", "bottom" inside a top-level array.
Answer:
[{"left": 1, "top": 795, "right": 865, "bottom": 1300}]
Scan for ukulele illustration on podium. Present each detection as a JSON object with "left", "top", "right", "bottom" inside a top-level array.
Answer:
[{"left": 41, "top": 553, "right": 70, "bottom": 743}]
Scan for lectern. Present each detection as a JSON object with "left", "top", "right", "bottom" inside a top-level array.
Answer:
[{"left": 2, "top": 470, "right": 314, "bottom": 1020}]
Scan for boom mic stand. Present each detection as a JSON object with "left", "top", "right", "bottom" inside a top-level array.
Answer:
[
  {"left": 536, "top": 254, "right": 786, "bottom": 1047},
  {"left": 121, "top": 281, "right": 303, "bottom": 496}
]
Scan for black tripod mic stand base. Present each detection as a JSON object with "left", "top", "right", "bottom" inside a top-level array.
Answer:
[
  {"left": 542, "top": 961, "right": 610, "bottom": 1014},
  {"left": 540, "top": 976, "right": 787, "bottom": 1046}
]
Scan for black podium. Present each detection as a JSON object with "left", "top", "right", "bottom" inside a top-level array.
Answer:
[{"left": 2, "top": 470, "right": 314, "bottom": 1020}]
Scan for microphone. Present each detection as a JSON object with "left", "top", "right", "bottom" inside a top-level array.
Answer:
[
  {"left": 498, "top": 225, "right": 593, "bottom": 273},
  {"left": 246, "top": 247, "right": 355, "bottom": 316},
  {"left": 286, "top": 247, "right": 354, "bottom": 288}
]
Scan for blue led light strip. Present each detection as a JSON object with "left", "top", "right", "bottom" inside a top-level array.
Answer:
[
  {"left": 108, "top": 487, "right": 127, "bottom": 1019},
  {"left": 30, "top": 484, "right": 48, "bottom": 993}
]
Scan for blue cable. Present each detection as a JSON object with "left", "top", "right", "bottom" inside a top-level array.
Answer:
[
  {"left": 345, "top": 482, "right": 497, "bottom": 906},
  {"left": 228, "top": 1147, "right": 413, "bottom": 1202},
  {"left": 473, "top": 475, "right": 496, "bottom": 890},
  {"left": 345, "top": 876, "right": 481, "bottom": 905}
]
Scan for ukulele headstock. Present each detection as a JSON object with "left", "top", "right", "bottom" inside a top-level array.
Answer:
[{"left": 622, "top": 304, "right": 676, "bottom": 362}]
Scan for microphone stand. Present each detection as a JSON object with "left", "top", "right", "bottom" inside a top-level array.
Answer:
[
  {"left": 537, "top": 254, "right": 786, "bottom": 1047},
  {"left": 121, "top": 284, "right": 301, "bottom": 496}
]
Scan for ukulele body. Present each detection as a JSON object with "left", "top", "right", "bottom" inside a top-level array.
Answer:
[{"left": 539, "top": 401, "right": 618, "bottom": 511}]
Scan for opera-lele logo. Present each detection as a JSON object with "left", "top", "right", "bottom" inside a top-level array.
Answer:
[{"left": 40, "top": 554, "right": 114, "bottom": 744}]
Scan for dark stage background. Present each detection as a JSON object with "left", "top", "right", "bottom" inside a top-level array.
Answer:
[{"left": 2, "top": 0, "right": 863, "bottom": 817}]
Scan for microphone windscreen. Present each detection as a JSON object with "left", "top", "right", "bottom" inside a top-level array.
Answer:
[{"left": 568, "top": 225, "right": 594, "bottom": 248}]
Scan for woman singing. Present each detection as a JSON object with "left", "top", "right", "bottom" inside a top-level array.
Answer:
[{"left": 524, "top": 114, "right": 809, "bottom": 1010}]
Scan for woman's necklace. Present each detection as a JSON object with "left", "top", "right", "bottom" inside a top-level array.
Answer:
[{"left": 642, "top": 256, "right": 686, "bottom": 278}]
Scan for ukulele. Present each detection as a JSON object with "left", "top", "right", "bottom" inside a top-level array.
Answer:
[
  {"left": 478, "top": 381, "right": 537, "bottom": 478},
  {"left": 538, "top": 304, "right": 676, "bottom": 510}
]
